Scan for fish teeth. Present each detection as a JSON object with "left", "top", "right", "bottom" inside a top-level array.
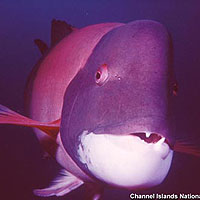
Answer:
[
  {"left": 156, "top": 137, "right": 165, "bottom": 145},
  {"left": 145, "top": 132, "right": 151, "bottom": 138}
]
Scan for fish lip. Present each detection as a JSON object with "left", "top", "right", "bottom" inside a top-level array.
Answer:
[
  {"left": 85, "top": 131, "right": 172, "bottom": 149},
  {"left": 90, "top": 116, "right": 174, "bottom": 148}
]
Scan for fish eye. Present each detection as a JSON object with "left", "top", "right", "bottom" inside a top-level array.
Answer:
[
  {"left": 96, "top": 71, "right": 101, "bottom": 80},
  {"left": 95, "top": 64, "right": 108, "bottom": 86},
  {"left": 172, "top": 82, "right": 178, "bottom": 96}
]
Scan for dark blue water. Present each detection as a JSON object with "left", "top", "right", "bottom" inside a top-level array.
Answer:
[{"left": 0, "top": 0, "right": 200, "bottom": 199}]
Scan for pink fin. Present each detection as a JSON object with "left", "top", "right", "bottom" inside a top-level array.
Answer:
[
  {"left": 0, "top": 104, "right": 60, "bottom": 138},
  {"left": 34, "top": 39, "right": 49, "bottom": 55},
  {"left": 51, "top": 19, "right": 76, "bottom": 47},
  {"left": 34, "top": 169, "right": 84, "bottom": 197},
  {"left": 173, "top": 141, "right": 200, "bottom": 157}
]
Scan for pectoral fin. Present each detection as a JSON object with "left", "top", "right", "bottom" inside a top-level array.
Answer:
[
  {"left": 0, "top": 104, "right": 60, "bottom": 138},
  {"left": 173, "top": 140, "right": 200, "bottom": 157},
  {"left": 34, "top": 169, "right": 84, "bottom": 197}
]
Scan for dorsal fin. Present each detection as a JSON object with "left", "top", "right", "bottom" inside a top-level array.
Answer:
[
  {"left": 34, "top": 39, "right": 49, "bottom": 55},
  {"left": 51, "top": 19, "right": 76, "bottom": 47},
  {"left": 34, "top": 19, "right": 76, "bottom": 55}
]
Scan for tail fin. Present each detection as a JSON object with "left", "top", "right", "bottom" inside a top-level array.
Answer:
[
  {"left": 173, "top": 141, "right": 200, "bottom": 157},
  {"left": 0, "top": 104, "right": 60, "bottom": 138}
]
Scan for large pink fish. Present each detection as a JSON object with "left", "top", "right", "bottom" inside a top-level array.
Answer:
[{"left": 0, "top": 19, "right": 199, "bottom": 199}]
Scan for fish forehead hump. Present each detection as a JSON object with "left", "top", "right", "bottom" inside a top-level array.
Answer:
[
  {"left": 86, "top": 20, "right": 172, "bottom": 79},
  {"left": 60, "top": 20, "right": 174, "bottom": 176},
  {"left": 81, "top": 20, "right": 173, "bottom": 125}
]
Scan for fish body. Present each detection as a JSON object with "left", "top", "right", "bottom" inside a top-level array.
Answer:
[
  {"left": 60, "top": 20, "right": 174, "bottom": 189},
  {"left": 0, "top": 19, "right": 198, "bottom": 199}
]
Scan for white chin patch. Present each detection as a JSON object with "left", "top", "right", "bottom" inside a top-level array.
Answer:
[{"left": 77, "top": 131, "right": 173, "bottom": 189}]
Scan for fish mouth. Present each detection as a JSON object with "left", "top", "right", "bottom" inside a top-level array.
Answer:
[
  {"left": 77, "top": 130, "right": 173, "bottom": 189},
  {"left": 91, "top": 116, "right": 174, "bottom": 147},
  {"left": 131, "top": 132, "right": 171, "bottom": 147}
]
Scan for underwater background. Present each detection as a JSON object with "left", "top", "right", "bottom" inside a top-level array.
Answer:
[{"left": 0, "top": 0, "right": 200, "bottom": 199}]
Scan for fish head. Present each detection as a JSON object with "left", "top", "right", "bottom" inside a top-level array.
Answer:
[{"left": 60, "top": 20, "right": 176, "bottom": 189}]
